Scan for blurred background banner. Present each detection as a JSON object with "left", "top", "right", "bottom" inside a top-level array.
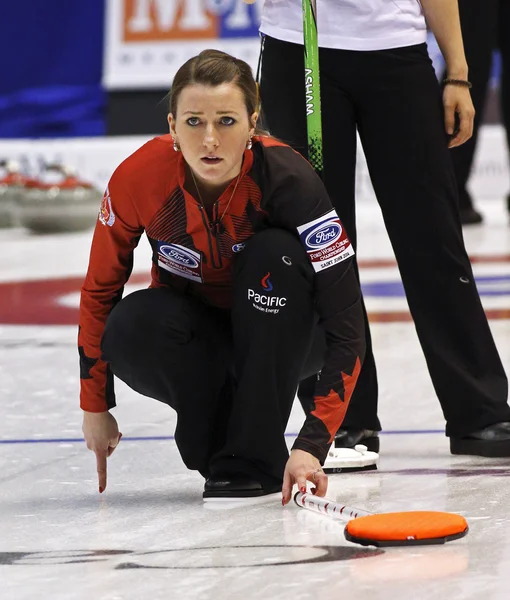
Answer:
[
  {"left": 0, "top": 3, "right": 505, "bottom": 138},
  {"left": 103, "top": 0, "right": 263, "bottom": 90},
  {"left": 0, "top": 2, "right": 507, "bottom": 202},
  {"left": 0, "top": 1, "right": 106, "bottom": 138}
]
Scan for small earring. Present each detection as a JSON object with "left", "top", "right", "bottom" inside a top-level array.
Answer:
[
  {"left": 173, "top": 139, "right": 180, "bottom": 152},
  {"left": 246, "top": 137, "right": 252, "bottom": 150}
]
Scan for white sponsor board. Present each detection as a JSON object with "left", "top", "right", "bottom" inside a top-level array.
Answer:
[{"left": 103, "top": 0, "right": 263, "bottom": 90}]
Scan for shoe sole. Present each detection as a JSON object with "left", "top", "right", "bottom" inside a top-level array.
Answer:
[
  {"left": 323, "top": 463, "right": 378, "bottom": 474},
  {"left": 203, "top": 492, "right": 281, "bottom": 503},
  {"left": 450, "top": 438, "right": 510, "bottom": 457}
]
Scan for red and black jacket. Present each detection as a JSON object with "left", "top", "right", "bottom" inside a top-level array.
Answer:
[{"left": 79, "top": 134, "right": 365, "bottom": 462}]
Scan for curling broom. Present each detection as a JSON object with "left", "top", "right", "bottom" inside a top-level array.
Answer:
[
  {"left": 302, "top": 0, "right": 378, "bottom": 473},
  {"left": 295, "top": 491, "right": 469, "bottom": 548}
]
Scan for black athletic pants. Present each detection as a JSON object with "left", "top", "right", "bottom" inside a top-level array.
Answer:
[
  {"left": 259, "top": 37, "right": 510, "bottom": 436},
  {"left": 101, "top": 229, "right": 325, "bottom": 484}
]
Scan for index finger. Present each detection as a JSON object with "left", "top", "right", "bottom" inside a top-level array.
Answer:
[
  {"left": 282, "top": 470, "right": 293, "bottom": 506},
  {"left": 95, "top": 450, "right": 108, "bottom": 493},
  {"left": 443, "top": 104, "right": 455, "bottom": 136}
]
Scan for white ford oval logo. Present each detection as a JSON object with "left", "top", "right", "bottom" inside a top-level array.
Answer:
[
  {"left": 232, "top": 242, "right": 246, "bottom": 253},
  {"left": 159, "top": 245, "right": 199, "bottom": 268},
  {"left": 305, "top": 222, "right": 342, "bottom": 249}
]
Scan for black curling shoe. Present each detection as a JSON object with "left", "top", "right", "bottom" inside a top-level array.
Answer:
[
  {"left": 334, "top": 428, "right": 380, "bottom": 453},
  {"left": 450, "top": 422, "right": 510, "bottom": 457},
  {"left": 203, "top": 475, "right": 281, "bottom": 501},
  {"left": 459, "top": 207, "right": 483, "bottom": 225}
]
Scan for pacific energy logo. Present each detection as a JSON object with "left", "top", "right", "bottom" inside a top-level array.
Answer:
[
  {"left": 261, "top": 272, "right": 273, "bottom": 292},
  {"left": 248, "top": 272, "right": 286, "bottom": 314}
]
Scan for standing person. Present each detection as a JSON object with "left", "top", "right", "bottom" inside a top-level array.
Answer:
[
  {"left": 443, "top": 0, "right": 499, "bottom": 224},
  {"left": 259, "top": 0, "right": 510, "bottom": 456},
  {"left": 500, "top": 0, "right": 510, "bottom": 217},
  {"left": 80, "top": 49, "right": 366, "bottom": 503},
  {"left": 440, "top": 0, "right": 510, "bottom": 224}
]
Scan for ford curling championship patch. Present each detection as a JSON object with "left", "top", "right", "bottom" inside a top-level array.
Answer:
[
  {"left": 157, "top": 242, "right": 203, "bottom": 283},
  {"left": 297, "top": 209, "right": 354, "bottom": 272}
]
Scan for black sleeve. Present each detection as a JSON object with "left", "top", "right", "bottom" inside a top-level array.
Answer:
[{"left": 261, "top": 144, "right": 366, "bottom": 463}]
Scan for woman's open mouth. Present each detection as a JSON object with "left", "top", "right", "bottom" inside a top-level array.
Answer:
[{"left": 201, "top": 156, "right": 223, "bottom": 165}]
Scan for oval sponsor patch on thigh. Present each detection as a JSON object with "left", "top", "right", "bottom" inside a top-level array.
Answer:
[
  {"left": 297, "top": 209, "right": 354, "bottom": 272},
  {"left": 157, "top": 242, "right": 203, "bottom": 283}
]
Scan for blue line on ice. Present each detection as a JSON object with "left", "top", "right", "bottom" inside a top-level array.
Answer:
[{"left": 0, "top": 430, "right": 444, "bottom": 444}]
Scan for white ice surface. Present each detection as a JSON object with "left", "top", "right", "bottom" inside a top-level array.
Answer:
[{"left": 1, "top": 198, "right": 510, "bottom": 600}]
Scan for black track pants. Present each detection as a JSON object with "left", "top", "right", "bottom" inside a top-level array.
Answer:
[
  {"left": 259, "top": 37, "right": 510, "bottom": 436},
  {"left": 101, "top": 229, "right": 326, "bottom": 484}
]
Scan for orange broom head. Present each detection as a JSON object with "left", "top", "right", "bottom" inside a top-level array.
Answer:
[{"left": 345, "top": 511, "right": 469, "bottom": 545}]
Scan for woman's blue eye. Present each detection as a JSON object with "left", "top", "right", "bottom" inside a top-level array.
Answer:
[{"left": 185, "top": 116, "right": 235, "bottom": 126}]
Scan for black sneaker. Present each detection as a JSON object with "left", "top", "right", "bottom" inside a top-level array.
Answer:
[
  {"left": 334, "top": 428, "right": 380, "bottom": 453},
  {"left": 203, "top": 475, "right": 281, "bottom": 501},
  {"left": 459, "top": 207, "right": 483, "bottom": 225},
  {"left": 450, "top": 422, "right": 510, "bottom": 457}
]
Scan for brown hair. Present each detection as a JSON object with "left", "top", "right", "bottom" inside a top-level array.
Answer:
[{"left": 168, "top": 49, "right": 266, "bottom": 134}]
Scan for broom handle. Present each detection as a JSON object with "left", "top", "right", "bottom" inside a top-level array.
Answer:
[
  {"left": 302, "top": 0, "right": 324, "bottom": 180},
  {"left": 294, "top": 491, "right": 372, "bottom": 520}
]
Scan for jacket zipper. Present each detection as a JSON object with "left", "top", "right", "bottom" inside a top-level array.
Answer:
[{"left": 197, "top": 205, "right": 222, "bottom": 269}]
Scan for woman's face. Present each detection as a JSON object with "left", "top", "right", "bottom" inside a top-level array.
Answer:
[{"left": 168, "top": 83, "right": 257, "bottom": 191}]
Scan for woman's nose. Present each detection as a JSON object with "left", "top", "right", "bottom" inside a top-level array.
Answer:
[{"left": 203, "top": 126, "right": 219, "bottom": 147}]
